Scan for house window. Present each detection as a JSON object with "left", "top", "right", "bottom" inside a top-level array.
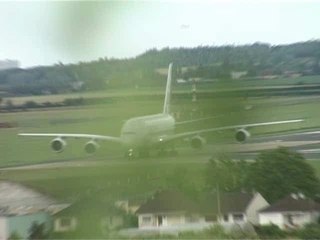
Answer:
[
  {"left": 186, "top": 214, "right": 199, "bottom": 223},
  {"left": 205, "top": 215, "right": 217, "bottom": 222},
  {"left": 232, "top": 213, "right": 244, "bottom": 222},
  {"left": 223, "top": 214, "right": 229, "bottom": 222},
  {"left": 142, "top": 216, "right": 151, "bottom": 224},
  {"left": 54, "top": 217, "right": 77, "bottom": 232},
  {"left": 60, "top": 218, "right": 73, "bottom": 227}
]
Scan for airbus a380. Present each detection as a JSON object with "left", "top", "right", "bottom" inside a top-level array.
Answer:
[{"left": 19, "top": 63, "right": 303, "bottom": 157}]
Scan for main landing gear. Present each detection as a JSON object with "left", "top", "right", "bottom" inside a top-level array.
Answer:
[{"left": 125, "top": 147, "right": 178, "bottom": 160}]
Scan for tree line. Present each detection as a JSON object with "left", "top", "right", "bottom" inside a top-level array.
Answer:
[{"left": 1, "top": 41, "right": 320, "bottom": 96}]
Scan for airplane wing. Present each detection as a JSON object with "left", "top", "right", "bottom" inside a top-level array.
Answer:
[
  {"left": 18, "top": 133, "right": 122, "bottom": 143},
  {"left": 163, "top": 119, "right": 304, "bottom": 142}
]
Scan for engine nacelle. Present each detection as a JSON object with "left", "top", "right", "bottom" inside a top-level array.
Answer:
[
  {"left": 190, "top": 136, "right": 206, "bottom": 149},
  {"left": 235, "top": 129, "right": 251, "bottom": 143},
  {"left": 50, "top": 138, "right": 66, "bottom": 153},
  {"left": 84, "top": 140, "right": 99, "bottom": 154}
]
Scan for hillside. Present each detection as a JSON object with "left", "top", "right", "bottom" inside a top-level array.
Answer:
[{"left": 0, "top": 41, "right": 320, "bottom": 96}]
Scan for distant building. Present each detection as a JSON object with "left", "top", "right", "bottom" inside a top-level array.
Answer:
[
  {"left": 283, "top": 71, "right": 302, "bottom": 78},
  {"left": 259, "top": 193, "right": 320, "bottom": 229},
  {"left": 0, "top": 60, "right": 20, "bottom": 70},
  {"left": 176, "top": 78, "right": 187, "bottom": 84},
  {"left": 231, "top": 71, "right": 248, "bottom": 79}
]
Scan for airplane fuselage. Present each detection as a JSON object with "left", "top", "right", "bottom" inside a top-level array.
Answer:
[{"left": 120, "top": 113, "right": 175, "bottom": 149}]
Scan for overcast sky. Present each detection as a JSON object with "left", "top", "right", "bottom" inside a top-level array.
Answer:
[{"left": 1, "top": 0, "right": 319, "bottom": 68}]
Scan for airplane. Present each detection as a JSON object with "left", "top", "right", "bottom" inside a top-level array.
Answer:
[{"left": 19, "top": 63, "right": 303, "bottom": 158}]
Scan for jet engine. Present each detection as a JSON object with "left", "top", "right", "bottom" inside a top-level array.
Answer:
[
  {"left": 235, "top": 129, "right": 251, "bottom": 143},
  {"left": 84, "top": 140, "right": 99, "bottom": 154},
  {"left": 50, "top": 138, "right": 66, "bottom": 153},
  {"left": 190, "top": 136, "right": 206, "bottom": 149}
]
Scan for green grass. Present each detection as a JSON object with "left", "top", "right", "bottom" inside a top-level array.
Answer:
[
  {"left": 0, "top": 161, "right": 206, "bottom": 201},
  {"left": 1, "top": 159, "right": 319, "bottom": 202},
  {"left": 1, "top": 91, "right": 320, "bottom": 166},
  {"left": 1, "top": 91, "right": 320, "bottom": 203}
]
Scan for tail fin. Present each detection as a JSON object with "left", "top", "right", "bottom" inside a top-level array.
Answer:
[{"left": 163, "top": 63, "right": 173, "bottom": 114}]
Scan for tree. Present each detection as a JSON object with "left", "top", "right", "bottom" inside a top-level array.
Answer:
[
  {"left": 165, "top": 166, "right": 199, "bottom": 198},
  {"left": 205, "top": 156, "right": 250, "bottom": 192},
  {"left": 247, "top": 147, "right": 320, "bottom": 203},
  {"left": 28, "top": 222, "right": 48, "bottom": 240}
]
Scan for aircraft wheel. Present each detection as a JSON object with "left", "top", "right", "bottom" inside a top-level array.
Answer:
[{"left": 126, "top": 148, "right": 135, "bottom": 160}]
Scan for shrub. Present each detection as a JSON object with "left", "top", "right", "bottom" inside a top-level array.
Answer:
[
  {"left": 255, "top": 224, "right": 286, "bottom": 239},
  {"left": 297, "top": 223, "right": 320, "bottom": 239}
]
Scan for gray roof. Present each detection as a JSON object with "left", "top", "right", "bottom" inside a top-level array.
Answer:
[
  {"left": 135, "top": 190, "right": 256, "bottom": 215},
  {"left": 200, "top": 192, "right": 255, "bottom": 214},
  {"left": 136, "top": 190, "right": 199, "bottom": 214},
  {"left": 260, "top": 194, "right": 320, "bottom": 213},
  {"left": 0, "top": 181, "right": 59, "bottom": 215}
]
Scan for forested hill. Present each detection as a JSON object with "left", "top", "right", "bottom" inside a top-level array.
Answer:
[{"left": 1, "top": 41, "right": 320, "bottom": 96}]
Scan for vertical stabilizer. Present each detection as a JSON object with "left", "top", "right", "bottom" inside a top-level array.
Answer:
[{"left": 163, "top": 63, "right": 173, "bottom": 114}]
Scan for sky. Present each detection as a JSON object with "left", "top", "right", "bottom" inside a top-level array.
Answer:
[{"left": 0, "top": 0, "right": 320, "bottom": 68}]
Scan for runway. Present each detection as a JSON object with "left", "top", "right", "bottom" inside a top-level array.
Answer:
[{"left": 2, "top": 130, "right": 320, "bottom": 171}]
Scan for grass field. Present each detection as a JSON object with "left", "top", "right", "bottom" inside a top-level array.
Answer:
[
  {"left": 0, "top": 88, "right": 320, "bottom": 194},
  {"left": 1, "top": 159, "right": 319, "bottom": 202},
  {"left": 1, "top": 87, "right": 320, "bottom": 166}
]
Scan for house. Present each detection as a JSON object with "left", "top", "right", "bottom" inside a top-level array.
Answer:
[
  {"left": 135, "top": 190, "right": 269, "bottom": 228},
  {"left": 201, "top": 192, "right": 269, "bottom": 225},
  {"left": 259, "top": 193, "right": 320, "bottom": 229},
  {"left": 52, "top": 195, "right": 127, "bottom": 239},
  {"left": 0, "top": 181, "right": 68, "bottom": 239},
  {"left": 135, "top": 190, "right": 203, "bottom": 228},
  {"left": 0, "top": 211, "right": 52, "bottom": 239}
]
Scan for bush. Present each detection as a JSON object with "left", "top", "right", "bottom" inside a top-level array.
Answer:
[
  {"left": 255, "top": 224, "right": 286, "bottom": 239},
  {"left": 23, "top": 100, "right": 39, "bottom": 109},
  {"left": 297, "top": 223, "right": 320, "bottom": 239},
  {"left": 229, "top": 223, "right": 257, "bottom": 239},
  {"left": 178, "top": 225, "right": 231, "bottom": 239}
]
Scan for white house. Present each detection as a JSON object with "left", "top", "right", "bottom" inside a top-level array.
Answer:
[
  {"left": 202, "top": 192, "right": 269, "bottom": 225},
  {"left": 135, "top": 190, "right": 204, "bottom": 229},
  {"left": 259, "top": 193, "right": 320, "bottom": 230},
  {"left": 0, "top": 181, "right": 68, "bottom": 239},
  {"left": 135, "top": 190, "right": 269, "bottom": 229}
]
